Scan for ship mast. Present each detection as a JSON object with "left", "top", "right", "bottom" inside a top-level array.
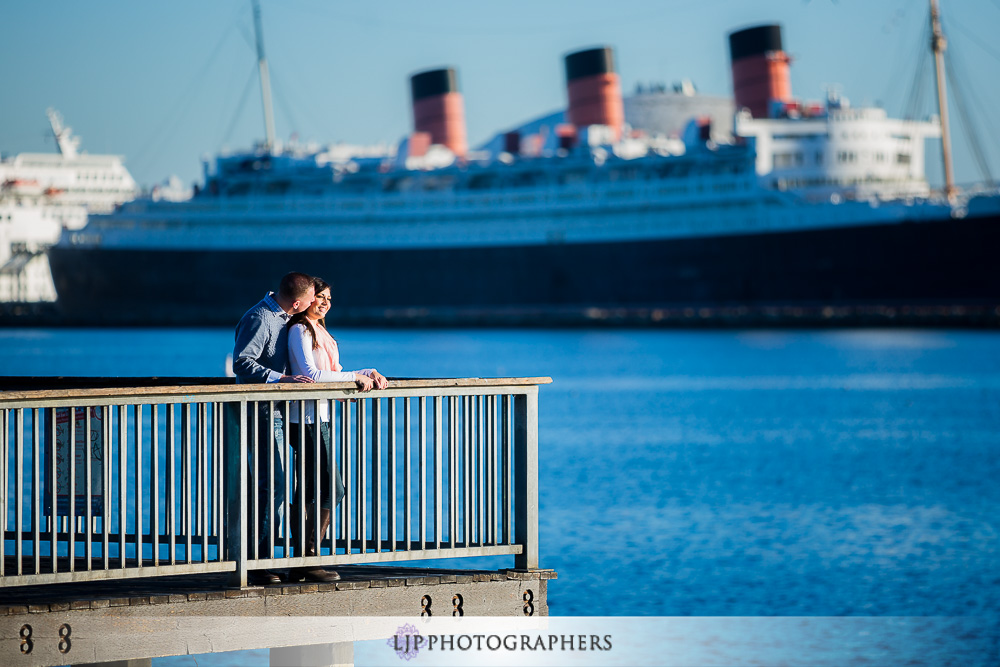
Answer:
[
  {"left": 930, "top": 0, "right": 955, "bottom": 200},
  {"left": 251, "top": 0, "right": 277, "bottom": 152},
  {"left": 46, "top": 108, "right": 79, "bottom": 159}
]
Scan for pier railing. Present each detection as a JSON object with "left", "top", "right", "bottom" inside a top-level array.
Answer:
[{"left": 0, "top": 377, "right": 547, "bottom": 588}]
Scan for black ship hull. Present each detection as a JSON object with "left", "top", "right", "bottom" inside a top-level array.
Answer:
[{"left": 45, "top": 212, "right": 1000, "bottom": 327}]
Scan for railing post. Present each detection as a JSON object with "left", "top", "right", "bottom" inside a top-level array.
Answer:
[
  {"left": 224, "top": 401, "right": 248, "bottom": 587},
  {"left": 513, "top": 386, "right": 538, "bottom": 570}
]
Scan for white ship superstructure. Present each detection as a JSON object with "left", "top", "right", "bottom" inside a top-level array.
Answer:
[
  {"left": 736, "top": 98, "right": 939, "bottom": 201},
  {"left": 0, "top": 109, "right": 137, "bottom": 302},
  {"left": 74, "top": 63, "right": 948, "bottom": 255}
]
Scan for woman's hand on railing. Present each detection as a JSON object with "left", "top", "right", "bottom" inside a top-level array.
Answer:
[
  {"left": 370, "top": 370, "right": 389, "bottom": 390},
  {"left": 354, "top": 373, "right": 374, "bottom": 392}
]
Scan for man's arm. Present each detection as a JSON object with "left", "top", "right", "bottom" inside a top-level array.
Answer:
[{"left": 233, "top": 311, "right": 283, "bottom": 383}]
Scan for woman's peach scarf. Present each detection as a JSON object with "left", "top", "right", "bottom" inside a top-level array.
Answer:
[{"left": 311, "top": 322, "right": 343, "bottom": 373}]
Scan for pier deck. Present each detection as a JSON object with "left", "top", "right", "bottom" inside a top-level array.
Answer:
[
  {"left": 1, "top": 567, "right": 554, "bottom": 665},
  {"left": 0, "top": 565, "right": 555, "bottom": 617}
]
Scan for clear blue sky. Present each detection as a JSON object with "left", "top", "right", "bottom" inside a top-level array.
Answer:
[{"left": 2, "top": 0, "right": 998, "bottom": 189}]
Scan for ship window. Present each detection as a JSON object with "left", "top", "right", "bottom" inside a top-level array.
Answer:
[
  {"left": 815, "top": 151, "right": 823, "bottom": 165},
  {"left": 608, "top": 167, "right": 637, "bottom": 182},
  {"left": 896, "top": 153, "right": 911, "bottom": 165},
  {"left": 423, "top": 174, "right": 456, "bottom": 191},
  {"left": 509, "top": 171, "right": 545, "bottom": 188},
  {"left": 341, "top": 175, "right": 374, "bottom": 192},
  {"left": 227, "top": 182, "right": 251, "bottom": 196},
  {"left": 467, "top": 173, "right": 497, "bottom": 190},
  {"left": 773, "top": 152, "right": 803, "bottom": 168},
  {"left": 266, "top": 180, "right": 290, "bottom": 194},
  {"left": 558, "top": 169, "right": 588, "bottom": 185}
]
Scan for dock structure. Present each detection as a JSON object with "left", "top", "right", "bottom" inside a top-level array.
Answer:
[{"left": 0, "top": 377, "right": 553, "bottom": 666}]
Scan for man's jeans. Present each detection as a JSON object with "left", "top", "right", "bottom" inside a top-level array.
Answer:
[
  {"left": 254, "top": 408, "right": 286, "bottom": 556},
  {"left": 224, "top": 402, "right": 287, "bottom": 559}
]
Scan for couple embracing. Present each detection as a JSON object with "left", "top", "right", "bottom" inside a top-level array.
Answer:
[{"left": 232, "top": 271, "right": 387, "bottom": 585}]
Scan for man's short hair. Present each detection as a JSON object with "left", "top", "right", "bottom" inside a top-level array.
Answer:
[{"left": 278, "top": 272, "right": 314, "bottom": 300}]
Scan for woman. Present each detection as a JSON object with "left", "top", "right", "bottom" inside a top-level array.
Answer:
[{"left": 286, "top": 277, "right": 387, "bottom": 581}]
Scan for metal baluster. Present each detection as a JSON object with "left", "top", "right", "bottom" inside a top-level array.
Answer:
[
  {"left": 65, "top": 409, "right": 77, "bottom": 571},
  {"left": 134, "top": 404, "right": 143, "bottom": 568},
  {"left": 463, "top": 396, "right": 471, "bottom": 548},
  {"left": 102, "top": 406, "right": 111, "bottom": 571},
  {"left": 151, "top": 405, "right": 159, "bottom": 566},
  {"left": 326, "top": 398, "right": 335, "bottom": 555},
  {"left": 341, "top": 399, "right": 351, "bottom": 554},
  {"left": 489, "top": 395, "right": 496, "bottom": 545},
  {"left": 194, "top": 404, "right": 202, "bottom": 562},
  {"left": 200, "top": 403, "right": 209, "bottom": 562},
  {"left": 231, "top": 400, "right": 251, "bottom": 585},
  {"left": 205, "top": 403, "right": 212, "bottom": 563},
  {"left": 1, "top": 409, "right": 7, "bottom": 578},
  {"left": 182, "top": 404, "right": 191, "bottom": 564},
  {"left": 255, "top": 403, "right": 262, "bottom": 562},
  {"left": 32, "top": 408, "right": 40, "bottom": 574},
  {"left": 50, "top": 408, "right": 58, "bottom": 574},
  {"left": 15, "top": 409, "right": 24, "bottom": 575},
  {"left": 118, "top": 405, "right": 127, "bottom": 568},
  {"left": 297, "top": 400, "right": 306, "bottom": 559},
  {"left": 477, "top": 395, "right": 484, "bottom": 547},
  {"left": 502, "top": 395, "right": 511, "bottom": 545},
  {"left": 166, "top": 404, "right": 176, "bottom": 566},
  {"left": 214, "top": 403, "right": 222, "bottom": 562},
  {"left": 493, "top": 395, "right": 500, "bottom": 545},
  {"left": 449, "top": 396, "right": 458, "bottom": 548},
  {"left": 68, "top": 406, "right": 78, "bottom": 572},
  {"left": 470, "top": 396, "right": 477, "bottom": 547},
  {"left": 433, "top": 396, "right": 442, "bottom": 551},
  {"left": 388, "top": 397, "right": 396, "bottom": 552},
  {"left": 372, "top": 398, "right": 381, "bottom": 553},
  {"left": 418, "top": 396, "right": 426, "bottom": 550},
  {"left": 69, "top": 409, "right": 78, "bottom": 570},
  {"left": 84, "top": 408, "right": 93, "bottom": 571},
  {"left": 482, "top": 396, "right": 490, "bottom": 546},
  {"left": 282, "top": 400, "right": 290, "bottom": 563},
  {"left": 358, "top": 399, "right": 367, "bottom": 554},
  {"left": 403, "top": 397, "right": 411, "bottom": 552}
]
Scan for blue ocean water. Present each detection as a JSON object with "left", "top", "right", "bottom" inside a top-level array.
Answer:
[{"left": 2, "top": 328, "right": 999, "bottom": 659}]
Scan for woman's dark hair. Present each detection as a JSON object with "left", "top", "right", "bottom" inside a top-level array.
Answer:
[{"left": 288, "top": 277, "right": 331, "bottom": 350}]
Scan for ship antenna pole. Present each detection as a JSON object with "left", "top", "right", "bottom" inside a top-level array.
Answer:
[
  {"left": 930, "top": 0, "right": 956, "bottom": 201},
  {"left": 252, "top": 0, "right": 277, "bottom": 152}
]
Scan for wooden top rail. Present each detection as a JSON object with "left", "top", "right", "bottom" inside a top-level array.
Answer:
[{"left": 0, "top": 376, "right": 553, "bottom": 403}]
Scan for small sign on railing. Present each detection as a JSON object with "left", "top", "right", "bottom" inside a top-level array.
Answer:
[{"left": 44, "top": 407, "right": 105, "bottom": 516}]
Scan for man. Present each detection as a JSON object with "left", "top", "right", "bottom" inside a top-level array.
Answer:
[{"left": 233, "top": 271, "right": 315, "bottom": 585}]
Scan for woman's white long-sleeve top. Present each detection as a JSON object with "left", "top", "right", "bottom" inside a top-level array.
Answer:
[{"left": 287, "top": 323, "right": 374, "bottom": 423}]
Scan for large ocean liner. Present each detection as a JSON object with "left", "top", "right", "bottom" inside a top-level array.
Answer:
[{"left": 47, "top": 2, "right": 1000, "bottom": 326}]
